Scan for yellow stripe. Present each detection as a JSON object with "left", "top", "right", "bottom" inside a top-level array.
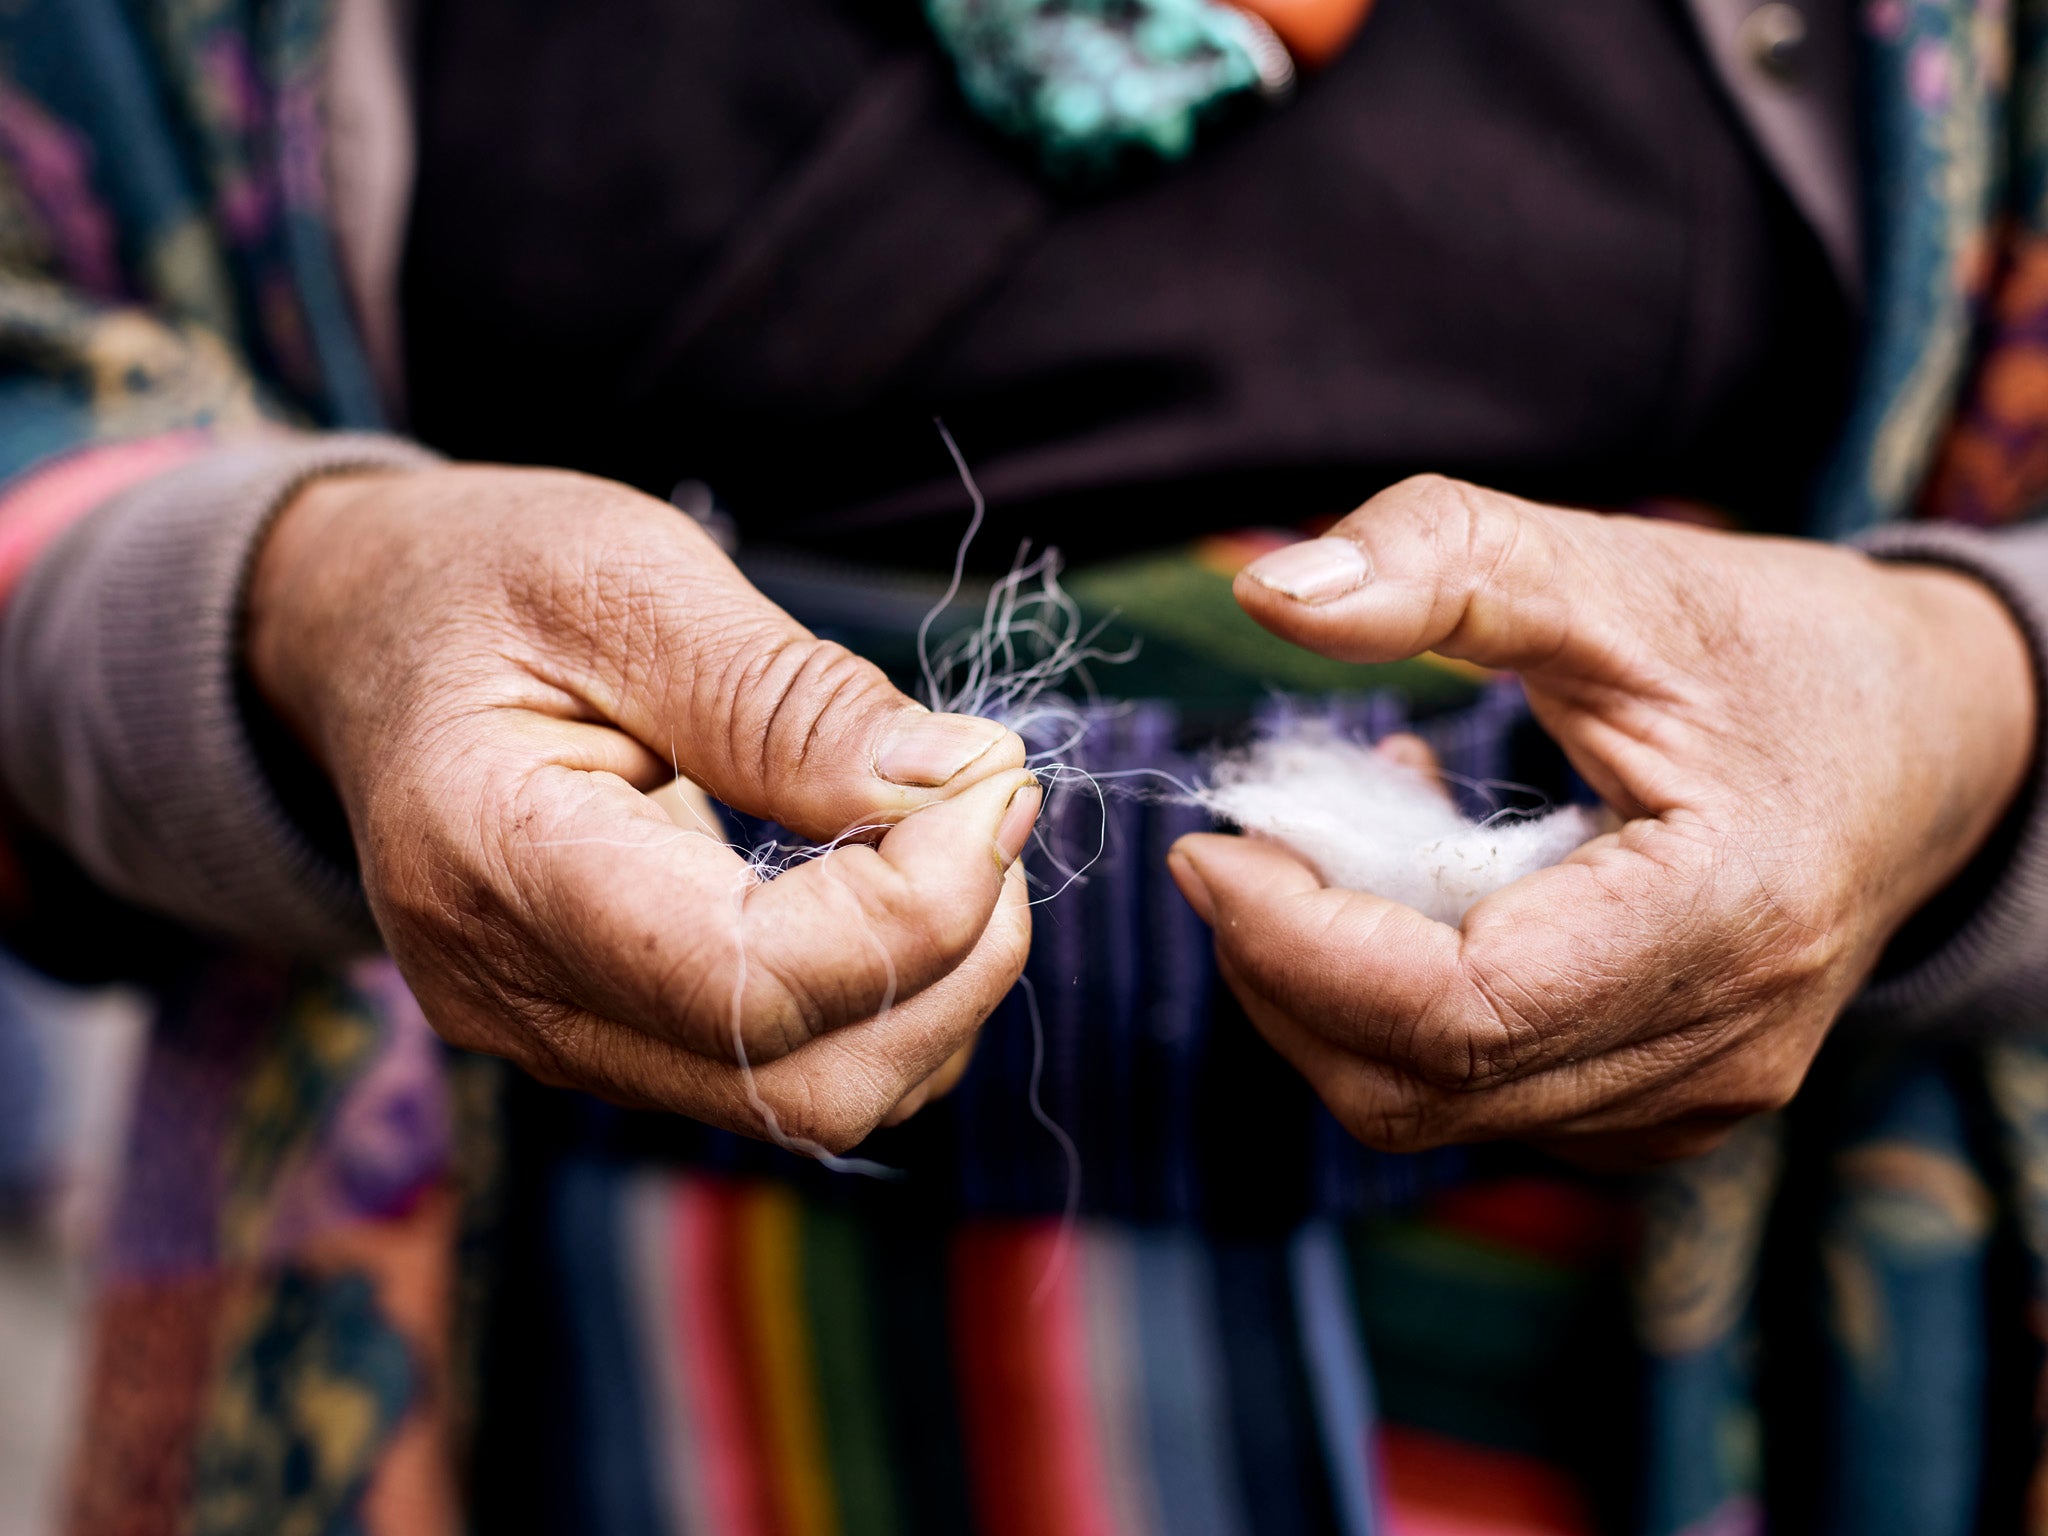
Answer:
[{"left": 739, "top": 1185, "right": 841, "bottom": 1536}]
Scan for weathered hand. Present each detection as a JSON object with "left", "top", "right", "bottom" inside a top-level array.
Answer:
[
  {"left": 1168, "top": 476, "right": 2037, "bottom": 1163},
  {"left": 247, "top": 464, "right": 1040, "bottom": 1151}
]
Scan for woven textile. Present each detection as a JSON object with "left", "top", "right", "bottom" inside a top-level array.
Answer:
[{"left": 0, "top": 1, "right": 2046, "bottom": 1532}]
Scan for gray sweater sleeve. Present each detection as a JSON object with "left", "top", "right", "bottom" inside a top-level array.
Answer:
[
  {"left": 1848, "top": 520, "right": 2048, "bottom": 1037},
  {"left": 0, "top": 433, "right": 438, "bottom": 956}
]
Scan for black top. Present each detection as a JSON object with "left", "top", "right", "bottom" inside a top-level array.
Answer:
[{"left": 403, "top": 0, "right": 1854, "bottom": 565}]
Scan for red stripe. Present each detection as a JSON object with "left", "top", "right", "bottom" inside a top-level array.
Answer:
[
  {"left": 674, "top": 1180, "right": 777, "bottom": 1536},
  {"left": 1380, "top": 1425, "right": 1593, "bottom": 1536},
  {"left": 1422, "top": 1178, "right": 1630, "bottom": 1269},
  {"left": 952, "top": 1223, "right": 1117, "bottom": 1536},
  {"left": 0, "top": 433, "right": 211, "bottom": 605}
]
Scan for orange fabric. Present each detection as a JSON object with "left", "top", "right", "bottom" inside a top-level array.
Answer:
[
  {"left": 313, "top": 1189, "right": 464, "bottom": 1536},
  {"left": 1227, "top": 0, "right": 1375, "bottom": 68},
  {"left": 1923, "top": 232, "right": 2048, "bottom": 523}
]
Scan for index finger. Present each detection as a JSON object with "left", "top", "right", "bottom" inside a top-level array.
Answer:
[{"left": 479, "top": 755, "right": 1042, "bottom": 1064}]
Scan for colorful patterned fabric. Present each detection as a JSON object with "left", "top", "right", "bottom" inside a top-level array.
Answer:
[
  {"left": 0, "top": 2, "right": 2047, "bottom": 1533},
  {"left": 509, "top": 1163, "right": 1554, "bottom": 1536}
]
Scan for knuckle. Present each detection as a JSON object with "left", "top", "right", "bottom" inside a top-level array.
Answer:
[
  {"left": 1759, "top": 1071, "right": 1803, "bottom": 1114},
  {"left": 1656, "top": 1032, "right": 1812, "bottom": 1130},
  {"left": 721, "top": 635, "right": 892, "bottom": 791},
  {"left": 814, "top": 1115, "right": 877, "bottom": 1156},
  {"left": 1392, "top": 472, "right": 1481, "bottom": 527},
  {"left": 485, "top": 993, "right": 591, "bottom": 1088},
  {"left": 1333, "top": 1075, "right": 1440, "bottom": 1154},
  {"left": 1715, "top": 1072, "right": 1802, "bottom": 1120},
  {"left": 1416, "top": 962, "right": 1547, "bottom": 1091},
  {"left": 763, "top": 1072, "right": 877, "bottom": 1157},
  {"left": 1403, "top": 474, "right": 1514, "bottom": 566},
  {"left": 1750, "top": 915, "right": 1846, "bottom": 999},
  {"left": 729, "top": 945, "right": 826, "bottom": 1061},
  {"left": 854, "top": 853, "right": 995, "bottom": 980},
  {"left": 411, "top": 991, "right": 508, "bottom": 1063},
  {"left": 1347, "top": 1104, "right": 1434, "bottom": 1154},
  {"left": 883, "top": 872, "right": 986, "bottom": 968},
  {"left": 649, "top": 934, "right": 765, "bottom": 1056}
]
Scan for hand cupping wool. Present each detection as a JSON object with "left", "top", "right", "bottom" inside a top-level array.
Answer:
[{"left": 1194, "top": 728, "right": 1603, "bottom": 924}]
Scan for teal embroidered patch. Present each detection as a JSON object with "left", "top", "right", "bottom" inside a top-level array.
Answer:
[{"left": 925, "top": 0, "right": 1290, "bottom": 181}]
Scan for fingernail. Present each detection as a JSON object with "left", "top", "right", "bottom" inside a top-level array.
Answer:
[
  {"left": 994, "top": 780, "right": 1043, "bottom": 868},
  {"left": 1168, "top": 848, "right": 1215, "bottom": 923},
  {"left": 875, "top": 711, "right": 1009, "bottom": 787},
  {"left": 1243, "top": 537, "right": 1370, "bottom": 604}
]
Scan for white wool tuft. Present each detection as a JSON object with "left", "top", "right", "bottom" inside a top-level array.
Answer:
[{"left": 1195, "top": 728, "right": 1601, "bottom": 925}]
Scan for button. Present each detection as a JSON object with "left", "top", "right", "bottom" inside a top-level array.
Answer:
[{"left": 1740, "top": 3, "right": 1808, "bottom": 81}]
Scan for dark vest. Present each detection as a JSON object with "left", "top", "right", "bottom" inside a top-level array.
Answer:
[{"left": 403, "top": 0, "right": 1852, "bottom": 563}]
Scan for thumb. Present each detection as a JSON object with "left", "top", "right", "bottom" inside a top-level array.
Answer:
[
  {"left": 599, "top": 518, "right": 1025, "bottom": 844},
  {"left": 1232, "top": 474, "right": 1647, "bottom": 681}
]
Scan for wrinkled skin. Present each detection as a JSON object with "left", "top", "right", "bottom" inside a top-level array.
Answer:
[
  {"left": 1169, "top": 475, "right": 2038, "bottom": 1166},
  {"left": 248, "top": 464, "right": 1042, "bottom": 1152}
]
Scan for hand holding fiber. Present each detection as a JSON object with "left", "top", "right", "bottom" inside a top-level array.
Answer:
[
  {"left": 245, "top": 463, "right": 1040, "bottom": 1153},
  {"left": 1195, "top": 726, "right": 1603, "bottom": 923},
  {"left": 1171, "top": 475, "right": 2036, "bottom": 1164}
]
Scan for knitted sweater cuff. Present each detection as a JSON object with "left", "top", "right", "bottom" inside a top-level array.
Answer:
[
  {"left": 0, "top": 433, "right": 439, "bottom": 956},
  {"left": 1848, "top": 520, "right": 2048, "bottom": 1036}
]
